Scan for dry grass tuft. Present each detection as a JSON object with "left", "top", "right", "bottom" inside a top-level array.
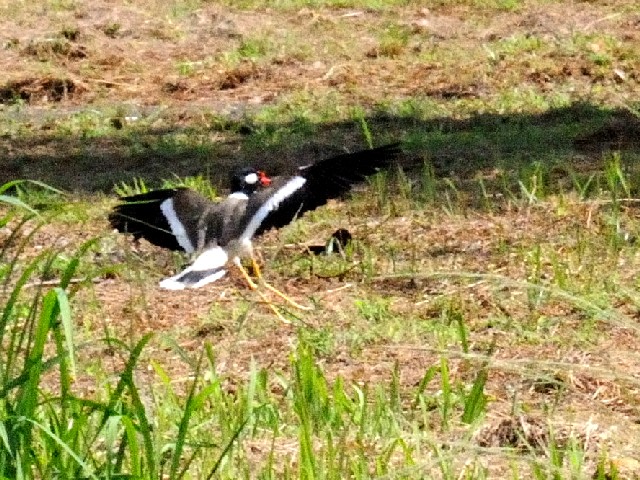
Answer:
[
  {"left": 476, "top": 415, "right": 592, "bottom": 452},
  {"left": 23, "top": 37, "right": 87, "bottom": 61},
  {"left": 0, "top": 76, "right": 81, "bottom": 104}
]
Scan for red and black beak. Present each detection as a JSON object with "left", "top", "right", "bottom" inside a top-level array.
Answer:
[{"left": 258, "top": 171, "right": 272, "bottom": 186}]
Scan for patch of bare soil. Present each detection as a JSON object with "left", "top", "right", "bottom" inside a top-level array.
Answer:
[
  {"left": 2, "top": 1, "right": 640, "bottom": 471},
  {"left": 0, "top": 1, "right": 636, "bottom": 108},
  {"left": 5, "top": 187, "right": 640, "bottom": 473},
  {"left": 0, "top": 1, "right": 636, "bottom": 194}
]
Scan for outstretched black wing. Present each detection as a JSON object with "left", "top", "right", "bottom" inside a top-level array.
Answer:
[
  {"left": 109, "top": 188, "right": 213, "bottom": 252},
  {"left": 248, "top": 143, "right": 402, "bottom": 237}
]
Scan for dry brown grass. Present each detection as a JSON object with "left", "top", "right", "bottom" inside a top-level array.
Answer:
[
  {"left": 6, "top": 189, "right": 640, "bottom": 475},
  {"left": 2, "top": 0, "right": 640, "bottom": 476},
  {"left": 1, "top": 1, "right": 638, "bottom": 107}
]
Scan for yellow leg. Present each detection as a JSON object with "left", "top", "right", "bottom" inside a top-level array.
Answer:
[
  {"left": 233, "top": 258, "right": 291, "bottom": 324},
  {"left": 234, "top": 258, "right": 259, "bottom": 290},
  {"left": 250, "top": 257, "right": 312, "bottom": 311},
  {"left": 261, "top": 293, "right": 292, "bottom": 325}
]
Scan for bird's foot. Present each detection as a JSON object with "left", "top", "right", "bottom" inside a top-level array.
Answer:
[{"left": 233, "top": 258, "right": 311, "bottom": 322}]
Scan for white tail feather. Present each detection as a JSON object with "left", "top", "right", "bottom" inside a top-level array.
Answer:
[
  {"left": 158, "top": 246, "right": 229, "bottom": 290},
  {"left": 159, "top": 269, "right": 227, "bottom": 290}
]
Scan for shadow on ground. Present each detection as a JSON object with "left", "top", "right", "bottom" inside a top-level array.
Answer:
[{"left": 1, "top": 102, "right": 639, "bottom": 194}]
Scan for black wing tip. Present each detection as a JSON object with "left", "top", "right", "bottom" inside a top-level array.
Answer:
[
  {"left": 108, "top": 209, "right": 124, "bottom": 231},
  {"left": 109, "top": 189, "right": 181, "bottom": 250},
  {"left": 319, "top": 141, "right": 404, "bottom": 179},
  {"left": 108, "top": 206, "right": 145, "bottom": 236},
  {"left": 118, "top": 187, "right": 185, "bottom": 202},
  {"left": 368, "top": 142, "right": 404, "bottom": 159},
  {"left": 332, "top": 142, "right": 403, "bottom": 165},
  {"left": 109, "top": 187, "right": 184, "bottom": 231},
  {"left": 108, "top": 203, "right": 134, "bottom": 232},
  {"left": 372, "top": 142, "right": 402, "bottom": 152},
  {"left": 109, "top": 191, "right": 171, "bottom": 232},
  {"left": 108, "top": 207, "right": 182, "bottom": 251},
  {"left": 355, "top": 142, "right": 402, "bottom": 155}
]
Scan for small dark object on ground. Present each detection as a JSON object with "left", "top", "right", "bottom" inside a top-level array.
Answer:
[{"left": 306, "top": 228, "right": 353, "bottom": 255}]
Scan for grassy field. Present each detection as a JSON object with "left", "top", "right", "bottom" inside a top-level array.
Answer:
[{"left": 1, "top": 0, "right": 640, "bottom": 478}]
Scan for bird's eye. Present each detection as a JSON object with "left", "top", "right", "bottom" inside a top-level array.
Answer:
[{"left": 244, "top": 173, "right": 259, "bottom": 184}]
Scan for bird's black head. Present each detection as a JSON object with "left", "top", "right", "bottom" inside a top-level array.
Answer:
[{"left": 230, "top": 167, "right": 272, "bottom": 196}]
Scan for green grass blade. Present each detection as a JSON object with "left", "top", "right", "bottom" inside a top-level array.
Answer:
[
  {"left": 0, "top": 421, "right": 11, "bottom": 457},
  {"left": 0, "top": 195, "right": 37, "bottom": 214},
  {"left": 169, "top": 354, "right": 203, "bottom": 480},
  {"left": 122, "top": 335, "right": 155, "bottom": 477},
  {"left": 461, "top": 368, "right": 488, "bottom": 424},
  {"left": 205, "top": 412, "right": 255, "bottom": 480},
  {"left": 0, "top": 179, "right": 63, "bottom": 196},
  {"left": 24, "top": 418, "right": 98, "bottom": 480},
  {"left": 101, "top": 333, "right": 153, "bottom": 424},
  {"left": 454, "top": 309, "right": 469, "bottom": 354},
  {"left": 94, "top": 333, "right": 154, "bottom": 477},
  {"left": 53, "top": 287, "right": 76, "bottom": 380},
  {"left": 60, "top": 238, "right": 98, "bottom": 290},
  {"left": 121, "top": 415, "right": 141, "bottom": 477},
  {"left": 439, "top": 357, "right": 451, "bottom": 431},
  {"left": 16, "top": 289, "right": 56, "bottom": 419},
  {"left": 412, "top": 365, "right": 437, "bottom": 408},
  {"left": 0, "top": 214, "right": 39, "bottom": 278},
  {"left": 0, "top": 244, "right": 44, "bottom": 320}
]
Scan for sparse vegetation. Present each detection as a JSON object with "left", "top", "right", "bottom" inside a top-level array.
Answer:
[{"left": 1, "top": 0, "right": 640, "bottom": 478}]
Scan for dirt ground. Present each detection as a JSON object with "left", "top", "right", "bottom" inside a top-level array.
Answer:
[
  {"left": 2, "top": 0, "right": 640, "bottom": 475},
  {"left": 2, "top": 2, "right": 638, "bottom": 106},
  {"left": 1, "top": 1, "right": 639, "bottom": 189}
]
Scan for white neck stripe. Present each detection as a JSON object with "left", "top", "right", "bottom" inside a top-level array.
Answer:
[
  {"left": 229, "top": 192, "right": 249, "bottom": 200},
  {"left": 241, "top": 176, "right": 306, "bottom": 241}
]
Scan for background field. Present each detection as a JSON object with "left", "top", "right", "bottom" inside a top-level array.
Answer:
[{"left": 1, "top": 0, "right": 640, "bottom": 478}]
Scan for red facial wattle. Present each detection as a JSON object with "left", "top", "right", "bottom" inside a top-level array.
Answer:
[{"left": 258, "top": 171, "right": 272, "bottom": 186}]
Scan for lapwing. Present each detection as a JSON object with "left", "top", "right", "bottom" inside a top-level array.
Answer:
[{"left": 109, "top": 143, "right": 402, "bottom": 310}]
